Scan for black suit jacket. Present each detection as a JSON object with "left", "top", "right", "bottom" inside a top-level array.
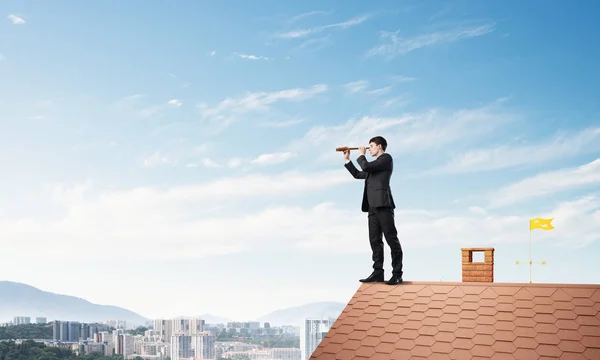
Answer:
[{"left": 344, "top": 153, "right": 396, "bottom": 212}]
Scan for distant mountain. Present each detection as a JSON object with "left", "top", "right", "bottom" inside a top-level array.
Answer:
[
  {"left": 254, "top": 302, "right": 346, "bottom": 326},
  {"left": 172, "top": 313, "right": 232, "bottom": 325},
  {"left": 196, "top": 313, "right": 232, "bottom": 324},
  {"left": 0, "top": 281, "right": 148, "bottom": 328}
]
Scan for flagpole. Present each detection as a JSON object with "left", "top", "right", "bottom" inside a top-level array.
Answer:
[
  {"left": 529, "top": 228, "right": 532, "bottom": 284},
  {"left": 518, "top": 217, "right": 550, "bottom": 284}
]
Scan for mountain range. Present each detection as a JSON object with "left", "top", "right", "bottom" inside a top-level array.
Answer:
[
  {"left": 0, "top": 281, "right": 149, "bottom": 327},
  {"left": 0, "top": 281, "right": 346, "bottom": 328}
]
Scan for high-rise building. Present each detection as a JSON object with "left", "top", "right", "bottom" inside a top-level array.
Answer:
[
  {"left": 193, "top": 331, "right": 216, "bottom": 359},
  {"left": 52, "top": 321, "right": 61, "bottom": 341},
  {"left": 153, "top": 318, "right": 205, "bottom": 342},
  {"left": 60, "top": 321, "right": 69, "bottom": 341},
  {"left": 171, "top": 332, "right": 193, "bottom": 360},
  {"left": 68, "top": 322, "right": 81, "bottom": 342},
  {"left": 189, "top": 318, "right": 205, "bottom": 335},
  {"left": 153, "top": 319, "right": 173, "bottom": 342},
  {"left": 300, "top": 318, "right": 333, "bottom": 360},
  {"left": 118, "top": 334, "right": 135, "bottom": 358},
  {"left": 35, "top": 317, "right": 46, "bottom": 324},
  {"left": 106, "top": 320, "right": 126, "bottom": 329},
  {"left": 13, "top": 316, "right": 31, "bottom": 325}
]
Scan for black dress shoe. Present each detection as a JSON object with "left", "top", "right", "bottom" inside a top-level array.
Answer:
[
  {"left": 385, "top": 275, "right": 403, "bottom": 285},
  {"left": 359, "top": 272, "right": 384, "bottom": 283}
]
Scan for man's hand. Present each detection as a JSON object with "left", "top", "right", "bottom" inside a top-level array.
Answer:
[
  {"left": 343, "top": 149, "right": 350, "bottom": 161},
  {"left": 359, "top": 146, "right": 366, "bottom": 155}
]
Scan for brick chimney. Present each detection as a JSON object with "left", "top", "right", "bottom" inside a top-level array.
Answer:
[{"left": 461, "top": 247, "right": 494, "bottom": 282}]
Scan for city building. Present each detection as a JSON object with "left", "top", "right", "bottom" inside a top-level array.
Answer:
[
  {"left": 300, "top": 318, "right": 333, "bottom": 360},
  {"left": 193, "top": 331, "right": 216, "bottom": 359},
  {"left": 171, "top": 332, "right": 193, "bottom": 360},
  {"left": 13, "top": 316, "right": 31, "bottom": 325}
]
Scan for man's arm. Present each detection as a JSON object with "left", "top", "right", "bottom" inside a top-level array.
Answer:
[
  {"left": 344, "top": 160, "right": 368, "bottom": 179},
  {"left": 356, "top": 153, "right": 392, "bottom": 173}
]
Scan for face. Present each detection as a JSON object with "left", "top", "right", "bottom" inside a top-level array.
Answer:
[{"left": 368, "top": 142, "right": 380, "bottom": 156}]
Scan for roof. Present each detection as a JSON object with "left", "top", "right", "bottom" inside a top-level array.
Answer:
[{"left": 309, "top": 281, "right": 600, "bottom": 360}]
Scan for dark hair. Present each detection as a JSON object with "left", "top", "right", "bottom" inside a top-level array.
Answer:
[{"left": 369, "top": 136, "right": 387, "bottom": 151}]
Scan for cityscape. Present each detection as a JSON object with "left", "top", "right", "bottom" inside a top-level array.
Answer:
[
  {"left": 2, "top": 1, "right": 600, "bottom": 359},
  {"left": 1, "top": 315, "right": 334, "bottom": 360}
]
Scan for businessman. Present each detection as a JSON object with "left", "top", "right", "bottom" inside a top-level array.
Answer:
[{"left": 343, "top": 136, "right": 403, "bottom": 285}]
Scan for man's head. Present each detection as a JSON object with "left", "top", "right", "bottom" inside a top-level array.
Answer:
[{"left": 368, "top": 136, "right": 387, "bottom": 156}]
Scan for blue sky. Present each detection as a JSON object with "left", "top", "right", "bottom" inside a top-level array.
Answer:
[{"left": 1, "top": 0, "right": 599, "bottom": 322}]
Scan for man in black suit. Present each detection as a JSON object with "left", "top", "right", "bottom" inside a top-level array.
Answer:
[{"left": 343, "top": 136, "right": 403, "bottom": 285}]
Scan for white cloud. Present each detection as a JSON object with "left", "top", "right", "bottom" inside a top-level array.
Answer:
[
  {"left": 234, "top": 53, "right": 270, "bottom": 61},
  {"left": 468, "top": 206, "right": 487, "bottom": 215},
  {"left": 197, "top": 84, "right": 327, "bottom": 128},
  {"left": 392, "top": 75, "right": 416, "bottom": 83},
  {"left": 296, "top": 195, "right": 600, "bottom": 251},
  {"left": 250, "top": 152, "right": 295, "bottom": 165},
  {"left": 285, "top": 99, "right": 516, "bottom": 163},
  {"left": 343, "top": 80, "right": 369, "bottom": 93},
  {"left": 257, "top": 118, "right": 304, "bottom": 128},
  {"left": 8, "top": 14, "right": 25, "bottom": 24},
  {"left": 209, "top": 50, "right": 216, "bottom": 56},
  {"left": 202, "top": 158, "right": 221, "bottom": 168},
  {"left": 366, "top": 86, "right": 392, "bottom": 96},
  {"left": 112, "top": 95, "right": 182, "bottom": 118},
  {"left": 288, "top": 10, "right": 332, "bottom": 24},
  {"left": 292, "top": 35, "right": 332, "bottom": 53},
  {"left": 143, "top": 152, "right": 171, "bottom": 167},
  {"left": 168, "top": 99, "right": 182, "bottom": 107},
  {"left": 0, "top": 170, "right": 354, "bottom": 261},
  {"left": 366, "top": 23, "right": 495, "bottom": 58},
  {"left": 432, "top": 126, "right": 600, "bottom": 174},
  {"left": 489, "top": 158, "right": 600, "bottom": 207},
  {"left": 5, "top": 174, "right": 597, "bottom": 267},
  {"left": 342, "top": 80, "right": 396, "bottom": 100},
  {"left": 275, "top": 14, "right": 370, "bottom": 39},
  {"left": 227, "top": 158, "right": 242, "bottom": 168},
  {"left": 380, "top": 95, "right": 410, "bottom": 108}
]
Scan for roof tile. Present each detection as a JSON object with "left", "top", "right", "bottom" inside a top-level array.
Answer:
[
  {"left": 513, "top": 348, "right": 539, "bottom": 360},
  {"left": 471, "top": 344, "right": 495, "bottom": 357},
  {"left": 558, "top": 339, "right": 586, "bottom": 353},
  {"left": 580, "top": 335, "right": 600, "bottom": 348},
  {"left": 579, "top": 325, "right": 600, "bottom": 337},
  {"left": 431, "top": 340, "right": 453, "bottom": 353},
  {"left": 373, "top": 341, "right": 395, "bottom": 354},
  {"left": 310, "top": 282, "right": 600, "bottom": 360},
  {"left": 495, "top": 320, "right": 516, "bottom": 332},
  {"left": 410, "top": 344, "right": 433, "bottom": 357},
  {"left": 513, "top": 337, "right": 538, "bottom": 349},
  {"left": 583, "top": 347, "right": 600, "bottom": 359},
  {"left": 552, "top": 289, "right": 574, "bottom": 302},
  {"left": 434, "top": 330, "right": 455, "bottom": 343},
  {"left": 575, "top": 315, "right": 600, "bottom": 326},
  {"left": 414, "top": 335, "right": 436, "bottom": 347},
  {"left": 535, "top": 344, "right": 563, "bottom": 357},
  {"left": 555, "top": 319, "right": 580, "bottom": 330}
]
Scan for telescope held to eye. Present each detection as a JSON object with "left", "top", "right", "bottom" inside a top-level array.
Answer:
[{"left": 335, "top": 146, "right": 367, "bottom": 152}]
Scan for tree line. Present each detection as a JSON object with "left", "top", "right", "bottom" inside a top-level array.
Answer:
[
  {"left": 0, "top": 340, "right": 129, "bottom": 360},
  {"left": 0, "top": 324, "right": 52, "bottom": 341}
]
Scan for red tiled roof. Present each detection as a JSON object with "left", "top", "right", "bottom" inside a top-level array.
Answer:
[{"left": 309, "top": 281, "right": 600, "bottom": 360}]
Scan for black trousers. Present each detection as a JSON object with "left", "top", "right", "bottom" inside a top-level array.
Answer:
[{"left": 368, "top": 206, "right": 403, "bottom": 277}]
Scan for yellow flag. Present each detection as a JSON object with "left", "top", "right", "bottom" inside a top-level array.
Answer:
[{"left": 530, "top": 217, "right": 554, "bottom": 231}]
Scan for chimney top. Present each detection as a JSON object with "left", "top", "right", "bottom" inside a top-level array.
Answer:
[{"left": 461, "top": 247, "right": 494, "bottom": 282}]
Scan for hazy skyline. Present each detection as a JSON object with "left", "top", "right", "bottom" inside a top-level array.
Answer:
[{"left": 1, "top": 0, "right": 599, "bottom": 321}]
